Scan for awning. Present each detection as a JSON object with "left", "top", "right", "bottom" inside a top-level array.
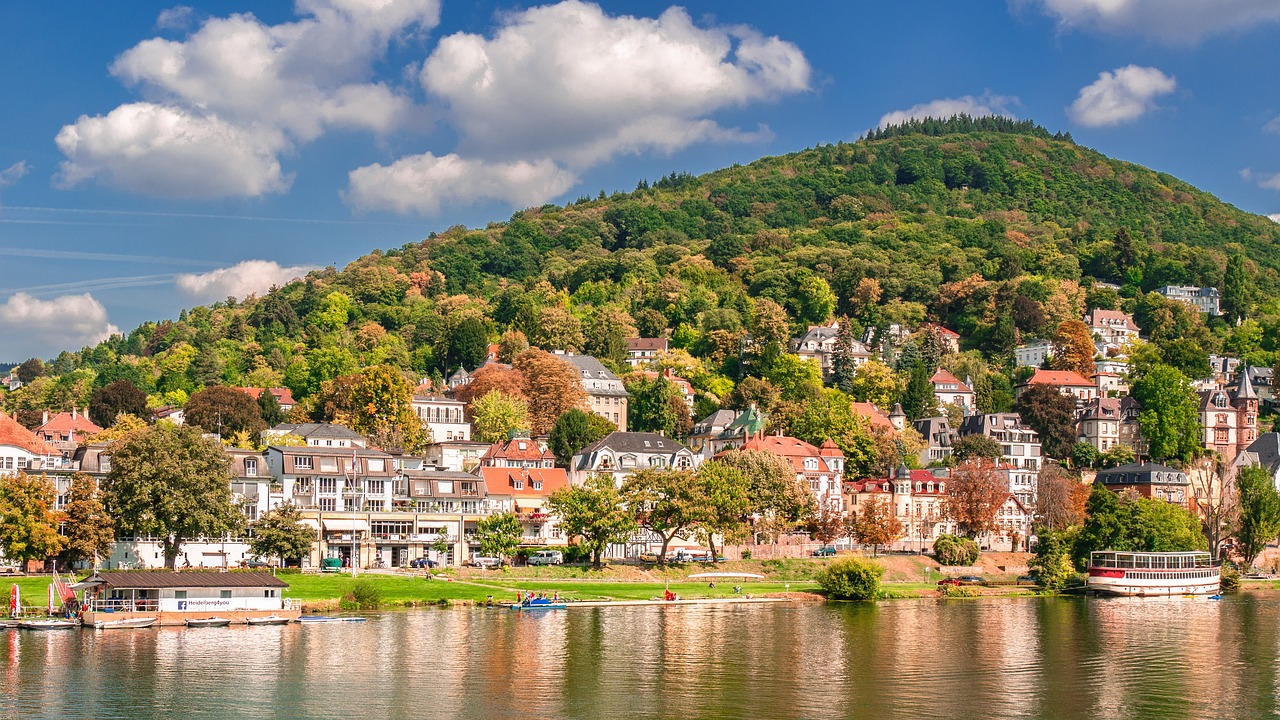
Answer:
[
  {"left": 298, "top": 519, "right": 320, "bottom": 530},
  {"left": 322, "top": 519, "right": 369, "bottom": 532}
]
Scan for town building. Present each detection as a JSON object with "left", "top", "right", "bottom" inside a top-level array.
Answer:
[
  {"left": 480, "top": 433, "right": 555, "bottom": 469},
  {"left": 234, "top": 387, "right": 296, "bottom": 413},
  {"left": 625, "top": 337, "right": 668, "bottom": 368},
  {"left": 1198, "top": 371, "right": 1258, "bottom": 461},
  {"left": 558, "top": 352, "right": 630, "bottom": 431},
  {"left": 1015, "top": 339, "right": 1054, "bottom": 368},
  {"left": 152, "top": 406, "right": 185, "bottom": 425},
  {"left": 569, "top": 431, "right": 698, "bottom": 486},
  {"left": 930, "top": 369, "right": 975, "bottom": 411},
  {"left": 446, "top": 366, "right": 471, "bottom": 390},
  {"left": 1076, "top": 397, "right": 1144, "bottom": 456},
  {"left": 0, "top": 410, "right": 65, "bottom": 477},
  {"left": 1157, "top": 285, "right": 1222, "bottom": 316},
  {"left": 959, "top": 413, "right": 1042, "bottom": 473},
  {"left": 1238, "top": 433, "right": 1280, "bottom": 490},
  {"left": 790, "top": 321, "right": 871, "bottom": 380},
  {"left": 1094, "top": 462, "right": 1191, "bottom": 508},
  {"left": 1018, "top": 369, "right": 1098, "bottom": 406},
  {"left": 78, "top": 571, "right": 297, "bottom": 627},
  {"left": 424, "top": 439, "right": 491, "bottom": 473},
  {"left": 631, "top": 367, "right": 695, "bottom": 414},
  {"left": 913, "top": 417, "right": 954, "bottom": 465},
  {"left": 411, "top": 392, "right": 470, "bottom": 443},
  {"left": 34, "top": 408, "right": 101, "bottom": 461},
  {"left": 1084, "top": 308, "right": 1141, "bottom": 346},
  {"left": 477, "top": 466, "right": 569, "bottom": 546},
  {"left": 734, "top": 434, "right": 845, "bottom": 510},
  {"left": 702, "top": 406, "right": 768, "bottom": 457},
  {"left": 846, "top": 467, "right": 955, "bottom": 551},
  {"left": 264, "top": 423, "right": 368, "bottom": 448},
  {"left": 689, "top": 409, "right": 740, "bottom": 460},
  {"left": 265, "top": 445, "right": 398, "bottom": 513},
  {"left": 852, "top": 402, "right": 898, "bottom": 432}
]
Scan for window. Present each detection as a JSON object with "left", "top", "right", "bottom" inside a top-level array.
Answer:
[
  {"left": 319, "top": 458, "right": 339, "bottom": 473},
  {"left": 294, "top": 456, "right": 313, "bottom": 470},
  {"left": 175, "top": 591, "right": 187, "bottom": 599},
  {"left": 319, "top": 498, "right": 335, "bottom": 511},
  {"left": 220, "top": 590, "right": 232, "bottom": 599},
  {"left": 513, "top": 480, "right": 524, "bottom": 490},
  {"left": 366, "top": 459, "right": 385, "bottom": 472},
  {"left": 532, "top": 481, "right": 542, "bottom": 491},
  {"left": 244, "top": 459, "right": 258, "bottom": 477},
  {"left": 368, "top": 480, "right": 385, "bottom": 495},
  {"left": 318, "top": 477, "right": 337, "bottom": 494},
  {"left": 649, "top": 457, "right": 666, "bottom": 468}
]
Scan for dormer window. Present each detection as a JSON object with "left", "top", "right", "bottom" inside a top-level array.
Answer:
[{"left": 532, "top": 481, "right": 542, "bottom": 490}]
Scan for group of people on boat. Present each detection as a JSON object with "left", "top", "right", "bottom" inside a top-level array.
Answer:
[{"left": 518, "top": 591, "right": 559, "bottom": 606}]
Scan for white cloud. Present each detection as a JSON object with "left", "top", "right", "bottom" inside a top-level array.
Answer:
[
  {"left": 0, "top": 293, "right": 120, "bottom": 354},
  {"left": 877, "top": 93, "right": 1018, "bottom": 129},
  {"left": 55, "top": 103, "right": 291, "bottom": 198},
  {"left": 1242, "top": 168, "right": 1280, "bottom": 192},
  {"left": 1019, "top": 0, "right": 1280, "bottom": 43},
  {"left": 176, "top": 259, "right": 318, "bottom": 301},
  {"left": 57, "top": 0, "right": 439, "bottom": 198},
  {"left": 419, "top": 0, "right": 809, "bottom": 167},
  {"left": 0, "top": 161, "right": 29, "bottom": 188},
  {"left": 1264, "top": 116, "right": 1280, "bottom": 134},
  {"left": 156, "top": 6, "right": 194, "bottom": 31},
  {"left": 1269, "top": 214, "right": 1280, "bottom": 223},
  {"left": 1067, "top": 65, "right": 1176, "bottom": 127},
  {"left": 346, "top": 152, "right": 577, "bottom": 214}
]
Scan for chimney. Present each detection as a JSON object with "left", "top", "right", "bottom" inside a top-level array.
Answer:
[
  {"left": 72, "top": 406, "right": 78, "bottom": 419},
  {"left": 42, "top": 410, "right": 49, "bottom": 425}
]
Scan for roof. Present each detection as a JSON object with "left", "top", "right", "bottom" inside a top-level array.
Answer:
[
  {"left": 626, "top": 337, "right": 668, "bottom": 352},
  {"left": 0, "top": 411, "right": 58, "bottom": 455},
  {"left": 1085, "top": 309, "right": 1139, "bottom": 331},
  {"left": 1244, "top": 433, "right": 1280, "bottom": 472},
  {"left": 478, "top": 467, "right": 568, "bottom": 498},
  {"left": 559, "top": 353, "right": 621, "bottom": 380},
  {"left": 851, "top": 402, "right": 895, "bottom": 430},
  {"left": 269, "top": 423, "right": 366, "bottom": 440},
  {"left": 270, "top": 446, "right": 392, "bottom": 458},
  {"left": 737, "top": 434, "right": 845, "bottom": 465},
  {"left": 92, "top": 571, "right": 288, "bottom": 589},
  {"left": 691, "top": 409, "right": 739, "bottom": 436},
  {"left": 234, "top": 387, "right": 296, "bottom": 406},
  {"left": 483, "top": 437, "right": 553, "bottom": 462},
  {"left": 1078, "top": 397, "right": 1122, "bottom": 420},
  {"left": 578, "top": 431, "right": 691, "bottom": 456},
  {"left": 35, "top": 411, "right": 102, "bottom": 437},
  {"left": 1024, "top": 369, "right": 1094, "bottom": 388},
  {"left": 1237, "top": 366, "right": 1259, "bottom": 401},
  {"left": 718, "top": 406, "right": 767, "bottom": 438},
  {"left": 929, "top": 369, "right": 973, "bottom": 393},
  {"left": 1095, "top": 462, "right": 1189, "bottom": 486}
]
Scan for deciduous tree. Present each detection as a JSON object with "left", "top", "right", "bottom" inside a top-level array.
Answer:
[
  {"left": 1034, "top": 463, "right": 1088, "bottom": 531},
  {"left": 692, "top": 460, "right": 751, "bottom": 560},
  {"left": 1015, "top": 383, "right": 1077, "bottom": 460},
  {"left": 512, "top": 349, "right": 587, "bottom": 435},
  {"left": 851, "top": 496, "right": 903, "bottom": 555},
  {"left": 101, "top": 423, "right": 244, "bottom": 569},
  {"left": 1131, "top": 364, "right": 1201, "bottom": 462},
  {"left": 946, "top": 458, "right": 1007, "bottom": 540},
  {"left": 849, "top": 359, "right": 899, "bottom": 410},
  {"left": 454, "top": 364, "right": 527, "bottom": 407},
  {"left": 90, "top": 380, "right": 149, "bottom": 428},
  {"left": 249, "top": 502, "right": 316, "bottom": 566},
  {"left": 59, "top": 473, "right": 114, "bottom": 570},
  {"left": 548, "top": 408, "right": 615, "bottom": 467},
  {"left": 0, "top": 471, "right": 63, "bottom": 569},
  {"left": 475, "top": 511, "right": 522, "bottom": 563},
  {"left": 623, "top": 468, "right": 703, "bottom": 565},
  {"left": 184, "top": 385, "right": 267, "bottom": 438},
  {"left": 715, "top": 449, "right": 815, "bottom": 542},
  {"left": 548, "top": 475, "right": 636, "bottom": 569},
  {"left": 470, "top": 390, "right": 529, "bottom": 443},
  {"left": 625, "top": 374, "right": 682, "bottom": 436},
  {"left": 1051, "top": 320, "right": 1096, "bottom": 377},
  {"left": 1236, "top": 465, "right": 1280, "bottom": 569}
]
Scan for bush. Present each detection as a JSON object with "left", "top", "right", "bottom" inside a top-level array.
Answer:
[
  {"left": 817, "top": 557, "right": 884, "bottom": 600},
  {"left": 1028, "top": 528, "right": 1079, "bottom": 590},
  {"left": 933, "top": 534, "right": 979, "bottom": 566},
  {"left": 938, "top": 584, "right": 978, "bottom": 598},
  {"left": 343, "top": 578, "right": 382, "bottom": 609},
  {"left": 1220, "top": 567, "right": 1241, "bottom": 593},
  {"left": 741, "top": 550, "right": 752, "bottom": 560},
  {"left": 562, "top": 545, "right": 592, "bottom": 564}
]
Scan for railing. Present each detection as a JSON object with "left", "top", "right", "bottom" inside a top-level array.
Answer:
[{"left": 92, "top": 599, "right": 160, "bottom": 612}]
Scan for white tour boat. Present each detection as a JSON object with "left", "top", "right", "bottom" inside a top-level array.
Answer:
[
  {"left": 1086, "top": 551, "right": 1220, "bottom": 597},
  {"left": 93, "top": 617, "right": 158, "bottom": 630}
]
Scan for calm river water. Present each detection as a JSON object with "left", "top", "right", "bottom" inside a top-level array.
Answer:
[{"left": 5, "top": 594, "right": 1280, "bottom": 719}]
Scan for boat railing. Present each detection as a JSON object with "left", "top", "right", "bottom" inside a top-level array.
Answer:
[{"left": 91, "top": 599, "right": 160, "bottom": 613}]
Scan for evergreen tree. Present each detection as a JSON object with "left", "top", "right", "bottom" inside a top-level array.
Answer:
[
  {"left": 900, "top": 364, "right": 937, "bottom": 421},
  {"left": 831, "top": 317, "right": 857, "bottom": 393},
  {"left": 1222, "top": 254, "right": 1254, "bottom": 324},
  {"left": 257, "top": 389, "right": 286, "bottom": 427}
]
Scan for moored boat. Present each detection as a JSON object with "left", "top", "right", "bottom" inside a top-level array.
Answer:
[
  {"left": 185, "top": 617, "right": 231, "bottom": 628},
  {"left": 1086, "top": 551, "right": 1220, "bottom": 597},
  {"left": 246, "top": 615, "right": 293, "bottom": 626},
  {"left": 18, "top": 618, "right": 78, "bottom": 630},
  {"left": 93, "top": 617, "right": 157, "bottom": 630}
]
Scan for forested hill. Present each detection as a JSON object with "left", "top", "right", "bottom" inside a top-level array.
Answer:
[{"left": 10, "top": 117, "right": 1280, "bottom": 423}]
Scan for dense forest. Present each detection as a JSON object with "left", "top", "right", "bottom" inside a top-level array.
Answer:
[{"left": 8, "top": 117, "right": 1280, "bottom": 464}]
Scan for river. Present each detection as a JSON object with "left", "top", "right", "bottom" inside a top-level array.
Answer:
[{"left": 4, "top": 594, "right": 1279, "bottom": 719}]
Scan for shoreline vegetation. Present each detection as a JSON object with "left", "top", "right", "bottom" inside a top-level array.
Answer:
[{"left": 6, "top": 553, "right": 1255, "bottom": 612}]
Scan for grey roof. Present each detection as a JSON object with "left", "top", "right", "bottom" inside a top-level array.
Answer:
[
  {"left": 270, "top": 423, "right": 365, "bottom": 440},
  {"left": 691, "top": 409, "right": 738, "bottom": 436},
  {"left": 1238, "top": 365, "right": 1259, "bottom": 401},
  {"left": 912, "top": 417, "right": 952, "bottom": 446},
  {"left": 270, "top": 446, "right": 392, "bottom": 458},
  {"left": 447, "top": 366, "right": 470, "bottom": 382},
  {"left": 1095, "top": 462, "right": 1189, "bottom": 486},
  {"left": 559, "top": 353, "right": 619, "bottom": 380},
  {"left": 578, "top": 431, "right": 691, "bottom": 457},
  {"left": 93, "top": 571, "right": 288, "bottom": 589},
  {"left": 1244, "top": 433, "right": 1280, "bottom": 472}
]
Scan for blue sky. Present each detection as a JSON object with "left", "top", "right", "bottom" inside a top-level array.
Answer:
[{"left": 2, "top": 0, "right": 1280, "bottom": 361}]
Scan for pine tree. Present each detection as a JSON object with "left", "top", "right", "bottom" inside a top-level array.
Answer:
[
  {"left": 831, "top": 317, "right": 857, "bottom": 393},
  {"left": 900, "top": 364, "right": 938, "bottom": 421}
]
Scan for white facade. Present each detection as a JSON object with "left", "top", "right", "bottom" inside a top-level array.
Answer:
[
  {"left": 412, "top": 395, "right": 471, "bottom": 442},
  {"left": 1014, "top": 340, "right": 1053, "bottom": 368}
]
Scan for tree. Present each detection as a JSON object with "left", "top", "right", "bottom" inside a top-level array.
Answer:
[
  {"left": 548, "top": 475, "right": 637, "bottom": 569},
  {"left": 317, "top": 365, "right": 426, "bottom": 453},
  {"left": 184, "top": 386, "right": 267, "bottom": 438},
  {"left": 932, "top": 534, "right": 979, "bottom": 566},
  {"left": 831, "top": 317, "right": 858, "bottom": 393},
  {"left": 744, "top": 298, "right": 790, "bottom": 375},
  {"left": 1131, "top": 364, "right": 1202, "bottom": 462},
  {"left": 257, "top": 389, "right": 286, "bottom": 427},
  {"left": 900, "top": 363, "right": 938, "bottom": 421},
  {"left": 692, "top": 460, "right": 752, "bottom": 560},
  {"left": 0, "top": 472, "right": 64, "bottom": 569},
  {"left": 1015, "top": 384, "right": 1077, "bottom": 460},
  {"left": 623, "top": 468, "right": 702, "bottom": 565},
  {"left": 470, "top": 390, "right": 530, "bottom": 443},
  {"left": 794, "top": 273, "right": 836, "bottom": 325},
  {"left": 59, "top": 473, "right": 115, "bottom": 569},
  {"left": 946, "top": 458, "right": 1007, "bottom": 540},
  {"left": 454, "top": 364, "right": 527, "bottom": 407},
  {"left": 1034, "top": 463, "right": 1088, "bottom": 531},
  {"left": 102, "top": 423, "right": 244, "bottom": 569},
  {"left": 1072, "top": 484, "right": 1206, "bottom": 568},
  {"left": 15, "top": 358, "right": 46, "bottom": 384},
  {"left": 1051, "top": 320, "right": 1096, "bottom": 377},
  {"left": 1235, "top": 465, "right": 1280, "bottom": 569},
  {"left": 817, "top": 557, "right": 883, "bottom": 600},
  {"left": 475, "top": 511, "right": 522, "bottom": 563},
  {"left": 530, "top": 305, "right": 584, "bottom": 352},
  {"left": 585, "top": 308, "right": 636, "bottom": 369},
  {"left": 726, "top": 376, "right": 781, "bottom": 413},
  {"left": 548, "top": 408, "right": 615, "bottom": 466},
  {"left": 1071, "top": 441, "right": 1100, "bottom": 470},
  {"left": 512, "top": 349, "right": 587, "bottom": 435},
  {"left": 497, "top": 329, "right": 529, "bottom": 364},
  {"left": 625, "top": 374, "right": 682, "bottom": 436},
  {"left": 90, "top": 380, "right": 149, "bottom": 428},
  {"left": 1187, "top": 455, "right": 1238, "bottom": 560},
  {"left": 851, "top": 496, "right": 903, "bottom": 555},
  {"left": 1029, "top": 527, "right": 1079, "bottom": 590},
  {"left": 249, "top": 503, "right": 316, "bottom": 566},
  {"left": 1222, "top": 254, "right": 1254, "bottom": 324},
  {"left": 715, "top": 449, "right": 816, "bottom": 542},
  {"left": 952, "top": 434, "right": 1002, "bottom": 462},
  {"left": 445, "top": 316, "right": 491, "bottom": 372},
  {"left": 848, "top": 360, "right": 899, "bottom": 409}
]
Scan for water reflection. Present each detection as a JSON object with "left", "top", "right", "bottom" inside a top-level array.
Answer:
[{"left": 4, "top": 594, "right": 1280, "bottom": 719}]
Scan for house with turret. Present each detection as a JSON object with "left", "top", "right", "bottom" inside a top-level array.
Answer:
[{"left": 1199, "top": 370, "right": 1258, "bottom": 461}]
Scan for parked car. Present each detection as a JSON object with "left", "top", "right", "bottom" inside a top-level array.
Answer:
[
  {"left": 240, "top": 557, "right": 270, "bottom": 569},
  {"left": 956, "top": 575, "right": 986, "bottom": 585},
  {"left": 1017, "top": 574, "right": 1039, "bottom": 585},
  {"left": 409, "top": 557, "right": 437, "bottom": 569},
  {"left": 637, "top": 552, "right": 660, "bottom": 563},
  {"left": 470, "top": 556, "right": 502, "bottom": 569},
  {"left": 812, "top": 546, "right": 837, "bottom": 557},
  {"left": 527, "top": 550, "right": 564, "bottom": 566},
  {"left": 936, "top": 577, "right": 962, "bottom": 587}
]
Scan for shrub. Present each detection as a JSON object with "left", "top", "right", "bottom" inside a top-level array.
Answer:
[
  {"left": 741, "top": 550, "right": 752, "bottom": 560},
  {"left": 562, "top": 545, "right": 592, "bottom": 564},
  {"left": 817, "top": 557, "right": 884, "bottom": 600},
  {"left": 1220, "top": 567, "right": 1241, "bottom": 593},
  {"left": 343, "top": 577, "right": 382, "bottom": 609},
  {"left": 933, "top": 534, "right": 979, "bottom": 566},
  {"left": 938, "top": 584, "right": 978, "bottom": 598},
  {"left": 1028, "top": 528, "right": 1079, "bottom": 590}
]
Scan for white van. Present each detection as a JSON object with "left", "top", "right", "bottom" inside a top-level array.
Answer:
[{"left": 527, "top": 550, "right": 564, "bottom": 566}]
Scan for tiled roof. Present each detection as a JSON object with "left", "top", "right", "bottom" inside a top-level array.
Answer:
[
  {"left": 0, "top": 411, "right": 58, "bottom": 455},
  {"left": 929, "top": 369, "right": 973, "bottom": 393},
  {"left": 1024, "top": 369, "right": 1094, "bottom": 387},
  {"left": 93, "top": 570, "right": 288, "bottom": 589},
  {"left": 484, "top": 437, "right": 553, "bottom": 462},
  {"left": 35, "top": 411, "right": 101, "bottom": 438},
  {"left": 851, "top": 402, "right": 895, "bottom": 430},
  {"left": 478, "top": 467, "right": 568, "bottom": 498},
  {"left": 626, "top": 338, "right": 668, "bottom": 352},
  {"left": 235, "top": 387, "right": 297, "bottom": 406},
  {"left": 579, "top": 431, "right": 690, "bottom": 456}
]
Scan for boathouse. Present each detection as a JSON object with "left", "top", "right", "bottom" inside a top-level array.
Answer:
[{"left": 77, "top": 570, "right": 298, "bottom": 626}]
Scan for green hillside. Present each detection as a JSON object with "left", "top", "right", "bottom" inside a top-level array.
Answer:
[{"left": 7, "top": 116, "right": 1280, "bottom": 444}]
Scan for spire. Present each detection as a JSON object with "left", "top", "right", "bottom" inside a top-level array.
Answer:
[
  {"left": 1238, "top": 365, "right": 1258, "bottom": 401},
  {"left": 888, "top": 402, "right": 906, "bottom": 432}
]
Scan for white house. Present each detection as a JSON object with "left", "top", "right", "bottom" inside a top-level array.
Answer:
[{"left": 569, "top": 432, "right": 699, "bottom": 486}]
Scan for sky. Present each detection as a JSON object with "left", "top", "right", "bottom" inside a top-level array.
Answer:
[{"left": 2, "top": 0, "right": 1280, "bottom": 361}]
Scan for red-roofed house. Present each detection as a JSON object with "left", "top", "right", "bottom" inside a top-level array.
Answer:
[
  {"left": 734, "top": 434, "right": 845, "bottom": 510},
  {"left": 625, "top": 338, "right": 668, "bottom": 368},
  {"left": 846, "top": 467, "right": 953, "bottom": 551},
  {"left": 922, "top": 324, "right": 961, "bottom": 354},
  {"left": 851, "top": 402, "right": 897, "bottom": 432},
  {"left": 930, "top": 369, "right": 975, "bottom": 410},
  {"left": 35, "top": 408, "right": 102, "bottom": 459},
  {"left": 1084, "top": 309, "right": 1140, "bottom": 346},
  {"left": 0, "top": 410, "right": 64, "bottom": 476},
  {"left": 235, "top": 387, "right": 296, "bottom": 412},
  {"left": 1018, "top": 369, "right": 1098, "bottom": 404},
  {"left": 480, "top": 435, "right": 555, "bottom": 469},
  {"left": 478, "top": 467, "right": 569, "bottom": 546}
]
